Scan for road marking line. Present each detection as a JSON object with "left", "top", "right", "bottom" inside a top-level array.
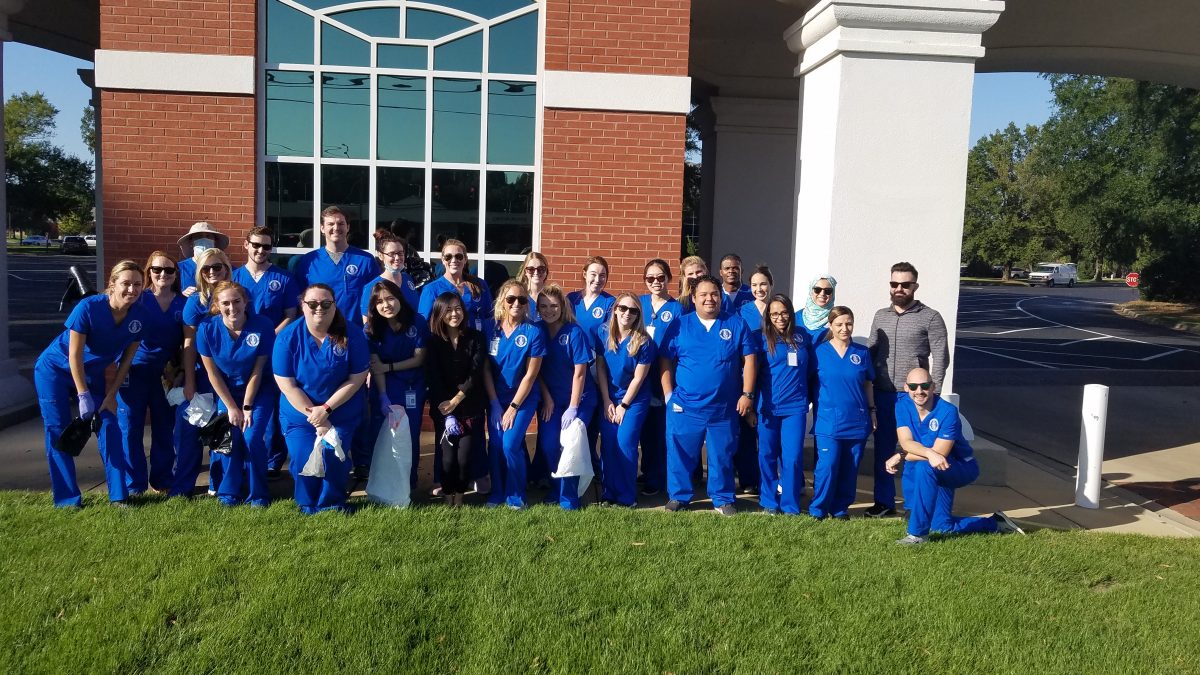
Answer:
[
  {"left": 1058, "top": 336, "right": 1110, "bottom": 347},
  {"left": 959, "top": 326, "right": 1052, "bottom": 335},
  {"left": 958, "top": 344, "right": 1056, "bottom": 369},
  {"left": 1141, "top": 349, "right": 1184, "bottom": 362},
  {"left": 958, "top": 316, "right": 1035, "bottom": 325}
]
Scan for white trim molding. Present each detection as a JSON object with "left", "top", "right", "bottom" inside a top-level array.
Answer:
[
  {"left": 542, "top": 70, "right": 691, "bottom": 114},
  {"left": 95, "top": 50, "right": 256, "bottom": 94}
]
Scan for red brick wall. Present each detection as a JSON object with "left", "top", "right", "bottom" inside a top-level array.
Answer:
[
  {"left": 100, "top": 90, "right": 256, "bottom": 268},
  {"left": 545, "top": 0, "right": 689, "bottom": 76},
  {"left": 541, "top": 110, "right": 684, "bottom": 293},
  {"left": 100, "top": 0, "right": 256, "bottom": 56}
]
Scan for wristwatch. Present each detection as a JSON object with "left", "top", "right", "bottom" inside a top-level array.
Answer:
[
  {"left": 241, "top": 405, "right": 253, "bottom": 411},
  {"left": 741, "top": 392, "right": 755, "bottom": 401},
  {"left": 618, "top": 401, "right": 630, "bottom": 410},
  {"left": 509, "top": 401, "right": 520, "bottom": 410}
]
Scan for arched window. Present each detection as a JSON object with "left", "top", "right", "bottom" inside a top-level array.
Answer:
[{"left": 261, "top": 0, "right": 540, "bottom": 270}]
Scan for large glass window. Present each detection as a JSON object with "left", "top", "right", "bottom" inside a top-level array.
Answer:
[{"left": 262, "top": 0, "right": 540, "bottom": 266}]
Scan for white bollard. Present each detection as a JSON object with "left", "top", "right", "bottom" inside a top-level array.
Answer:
[{"left": 1075, "top": 384, "right": 1110, "bottom": 509}]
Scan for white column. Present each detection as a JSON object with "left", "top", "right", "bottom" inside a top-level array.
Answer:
[
  {"left": 784, "top": 0, "right": 1003, "bottom": 393},
  {"left": 708, "top": 96, "right": 799, "bottom": 291},
  {"left": 0, "top": 2, "right": 38, "bottom": 411}
]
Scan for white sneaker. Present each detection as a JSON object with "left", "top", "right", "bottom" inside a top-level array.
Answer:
[
  {"left": 992, "top": 511, "right": 1026, "bottom": 535},
  {"left": 896, "top": 534, "right": 927, "bottom": 546},
  {"left": 473, "top": 476, "right": 492, "bottom": 495}
]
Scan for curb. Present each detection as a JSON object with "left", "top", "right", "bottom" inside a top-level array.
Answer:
[
  {"left": 1113, "top": 305, "right": 1200, "bottom": 336},
  {"left": 0, "top": 401, "right": 40, "bottom": 432}
]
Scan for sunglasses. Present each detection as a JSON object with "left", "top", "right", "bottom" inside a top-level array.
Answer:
[
  {"left": 201, "top": 263, "right": 226, "bottom": 274},
  {"left": 248, "top": 241, "right": 273, "bottom": 251},
  {"left": 615, "top": 305, "right": 640, "bottom": 315},
  {"left": 304, "top": 300, "right": 335, "bottom": 311},
  {"left": 524, "top": 266, "right": 547, "bottom": 275},
  {"left": 443, "top": 253, "right": 465, "bottom": 262},
  {"left": 644, "top": 274, "right": 667, "bottom": 284},
  {"left": 504, "top": 295, "right": 529, "bottom": 306},
  {"left": 890, "top": 281, "right": 916, "bottom": 290},
  {"left": 906, "top": 381, "right": 932, "bottom": 391},
  {"left": 149, "top": 266, "right": 176, "bottom": 275},
  {"left": 812, "top": 287, "right": 833, "bottom": 296}
]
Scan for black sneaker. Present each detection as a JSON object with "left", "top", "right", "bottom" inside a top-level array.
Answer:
[
  {"left": 640, "top": 485, "right": 661, "bottom": 497},
  {"left": 664, "top": 499, "right": 686, "bottom": 512},
  {"left": 352, "top": 465, "right": 370, "bottom": 481},
  {"left": 714, "top": 503, "right": 737, "bottom": 517},
  {"left": 267, "top": 469, "right": 283, "bottom": 481},
  {"left": 992, "top": 511, "right": 1026, "bottom": 535},
  {"left": 864, "top": 503, "right": 898, "bottom": 518}
]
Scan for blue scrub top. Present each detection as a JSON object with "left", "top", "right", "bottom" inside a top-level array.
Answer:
[
  {"left": 812, "top": 340, "right": 875, "bottom": 439},
  {"left": 39, "top": 294, "right": 148, "bottom": 373},
  {"left": 721, "top": 284, "right": 754, "bottom": 315},
  {"left": 178, "top": 258, "right": 197, "bottom": 293},
  {"left": 272, "top": 320, "right": 370, "bottom": 425},
  {"left": 661, "top": 311, "right": 755, "bottom": 418},
  {"left": 567, "top": 290, "right": 615, "bottom": 343},
  {"left": 232, "top": 264, "right": 300, "bottom": 327},
  {"left": 131, "top": 290, "right": 186, "bottom": 367},
  {"left": 196, "top": 312, "right": 277, "bottom": 392},
  {"left": 739, "top": 301, "right": 766, "bottom": 344},
  {"left": 896, "top": 396, "right": 975, "bottom": 461},
  {"left": 487, "top": 321, "right": 546, "bottom": 405},
  {"left": 640, "top": 295, "right": 681, "bottom": 347},
  {"left": 182, "top": 293, "right": 215, "bottom": 328},
  {"left": 538, "top": 321, "right": 596, "bottom": 407},
  {"left": 803, "top": 323, "right": 829, "bottom": 346},
  {"left": 417, "top": 276, "right": 494, "bottom": 335},
  {"left": 757, "top": 330, "right": 812, "bottom": 417},
  {"left": 366, "top": 320, "right": 428, "bottom": 395},
  {"left": 599, "top": 330, "right": 657, "bottom": 404},
  {"left": 293, "top": 247, "right": 380, "bottom": 326},
  {"left": 359, "top": 272, "right": 420, "bottom": 321}
]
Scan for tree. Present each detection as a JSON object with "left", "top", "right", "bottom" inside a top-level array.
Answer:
[
  {"left": 4, "top": 91, "right": 57, "bottom": 148},
  {"left": 5, "top": 92, "right": 94, "bottom": 232},
  {"left": 80, "top": 105, "right": 95, "bottom": 156}
]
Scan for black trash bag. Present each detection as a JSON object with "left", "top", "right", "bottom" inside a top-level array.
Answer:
[
  {"left": 54, "top": 415, "right": 100, "bottom": 457},
  {"left": 197, "top": 414, "right": 232, "bottom": 451}
]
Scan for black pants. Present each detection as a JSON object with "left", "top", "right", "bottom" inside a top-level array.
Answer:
[{"left": 433, "top": 411, "right": 483, "bottom": 495}]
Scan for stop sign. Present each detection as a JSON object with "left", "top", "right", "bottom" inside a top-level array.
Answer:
[{"left": 1126, "top": 272, "right": 1140, "bottom": 287}]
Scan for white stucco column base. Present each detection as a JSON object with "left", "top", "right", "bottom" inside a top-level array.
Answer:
[
  {"left": 708, "top": 97, "right": 799, "bottom": 292},
  {"left": 785, "top": 0, "right": 1003, "bottom": 393}
]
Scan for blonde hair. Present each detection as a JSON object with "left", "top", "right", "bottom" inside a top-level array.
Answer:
[
  {"left": 515, "top": 251, "right": 550, "bottom": 290},
  {"left": 539, "top": 283, "right": 575, "bottom": 325},
  {"left": 678, "top": 255, "right": 707, "bottom": 311},
  {"left": 492, "top": 279, "right": 528, "bottom": 326},
  {"left": 194, "top": 248, "right": 233, "bottom": 306},
  {"left": 107, "top": 259, "right": 144, "bottom": 294},
  {"left": 606, "top": 291, "right": 649, "bottom": 357},
  {"left": 208, "top": 281, "right": 249, "bottom": 316}
]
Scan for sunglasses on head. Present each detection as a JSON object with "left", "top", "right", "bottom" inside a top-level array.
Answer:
[
  {"left": 504, "top": 295, "right": 529, "bottom": 306},
  {"left": 644, "top": 274, "right": 667, "bottom": 284},
  {"left": 890, "top": 281, "right": 916, "bottom": 290},
  {"left": 443, "top": 252, "right": 465, "bottom": 262},
  {"left": 906, "top": 381, "right": 932, "bottom": 391},
  {"left": 304, "top": 299, "right": 335, "bottom": 311},
  {"left": 149, "top": 266, "right": 176, "bottom": 275},
  {"left": 248, "top": 241, "right": 273, "bottom": 251},
  {"left": 615, "top": 305, "right": 640, "bottom": 315},
  {"left": 201, "top": 263, "right": 226, "bottom": 274},
  {"left": 812, "top": 287, "right": 833, "bottom": 296}
]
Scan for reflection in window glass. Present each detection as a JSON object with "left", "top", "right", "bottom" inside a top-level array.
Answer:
[
  {"left": 378, "top": 44, "right": 427, "bottom": 70},
  {"left": 489, "top": 13, "right": 538, "bottom": 74},
  {"left": 378, "top": 167, "right": 426, "bottom": 252},
  {"left": 432, "top": 0, "right": 532, "bottom": 20},
  {"left": 407, "top": 9, "right": 472, "bottom": 40},
  {"left": 431, "top": 169, "right": 480, "bottom": 250},
  {"left": 267, "top": 0, "right": 313, "bottom": 64},
  {"left": 321, "top": 164, "right": 371, "bottom": 248},
  {"left": 378, "top": 76, "right": 425, "bottom": 161},
  {"left": 433, "top": 79, "right": 481, "bottom": 163},
  {"left": 329, "top": 8, "right": 400, "bottom": 38},
  {"left": 322, "top": 73, "right": 370, "bottom": 159},
  {"left": 293, "top": 0, "right": 347, "bottom": 9},
  {"left": 266, "top": 71, "right": 314, "bottom": 157},
  {"left": 266, "top": 161, "right": 315, "bottom": 248},
  {"left": 483, "top": 171, "right": 533, "bottom": 254},
  {"left": 434, "top": 31, "right": 483, "bottom": 72},
  {"left": 321, "top": 22, "right": 370, "bottom": 67},
  {"left": 487, "top": 81, "right": 535, "bottom": 165}
]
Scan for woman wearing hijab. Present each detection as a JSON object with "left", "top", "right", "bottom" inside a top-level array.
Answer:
[{"left": 800, "top": 275, "right": 837, "bottom": 344}]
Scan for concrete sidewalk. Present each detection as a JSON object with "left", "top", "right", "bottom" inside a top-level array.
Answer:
[{"left": 3, "top": 414, "right": 1197, "bottom": 537}]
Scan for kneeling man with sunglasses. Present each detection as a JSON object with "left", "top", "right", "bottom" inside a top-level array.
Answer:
[{"left": 887, "top": 368, "right": 1024, "bottom": 545}]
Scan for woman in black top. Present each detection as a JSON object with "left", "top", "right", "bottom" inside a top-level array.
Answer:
[{"left": 425, "top": 291, "right": 487, "bottom": 506}]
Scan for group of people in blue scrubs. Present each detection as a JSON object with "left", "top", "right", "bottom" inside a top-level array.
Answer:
[{"left": 34, "top": 209, "right": 1023, "bottom": 543}]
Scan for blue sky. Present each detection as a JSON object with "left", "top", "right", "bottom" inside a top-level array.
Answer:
[{"left": 5, "top": 42, "right": 1056, "bottom": 160}]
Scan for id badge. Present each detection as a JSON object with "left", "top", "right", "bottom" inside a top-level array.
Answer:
[
  {"left": 475, "top": 318, "right": 483, "bottom": 331},
  {"left": 647, "top": 325, "right": 656, "bottom": 339},
  {"left": 489, "top": 337, "right": 500, "bottom": 356},
  {"left": 405, "top": 389, "right": 417, "bottom": 408},
  {"left": 787, "top": 351, "right": 798, "bottom": 367}
]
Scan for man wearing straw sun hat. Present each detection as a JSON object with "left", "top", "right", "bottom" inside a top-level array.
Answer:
[{"left": 177, "top": 222, "right": 231, "bottom": 297}]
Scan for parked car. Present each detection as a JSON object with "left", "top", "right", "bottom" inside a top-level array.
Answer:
[
  {"left": 83, "top": 234, "right": 97, "bottom": 248},
  {"left": 20, "top": 235, "right": 49, "bottom": 246},
  {"left": 1028, "top": 262, "right": 1078, "bottom": 287},
  {"left": 1009, "top": 268, "right": 1028, "bottom": 279},
  {"left": 60, "top": 236, "right": 89, "bottom": 254}
]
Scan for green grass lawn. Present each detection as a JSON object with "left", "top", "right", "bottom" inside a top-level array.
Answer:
[{"left": 2, "top": 492, "right": 1198, "bottom": 673}]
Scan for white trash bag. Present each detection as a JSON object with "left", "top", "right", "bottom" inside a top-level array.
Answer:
[
  {"left": 366, "top": 405, "right": 412, "bottom": 507},
  {"left": 551, "top": 418, "right": 594, "bottom": 498},
  {"left": 300, "top": 427, "right": 346, "bottom": 478},
  {"left": 184, "top": 393, "right": 217, "bottom": 427}
]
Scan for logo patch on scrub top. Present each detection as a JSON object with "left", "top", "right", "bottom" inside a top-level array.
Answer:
[
  {"left": 128, "top": 320, "right": 143, "bottom": 334},
  {"left": 929, "top": 418, "right": 940, "bottom": 432},
  {"left": 660, "top": 311, "right": 673, "bottom": 323},
  {"left": 268, "top": 279, "right": 282, "bottom": 292},
  {"left": 333, "top": 343, "right": 347, "bottom": 357},
  {"left": 849, "top": 353, "right": 862, "bottom": 365},
  {"left": 558, "top": 333, "right": 569, "bottom": 346},
  {"left": 515, "top": 334, "right": 528, "bottom": 348},
  {"left": 406, "top": 326, "right": 418, "bottom": 338},
  {"left": 719, "top": 328, "right": 732, "bottom": 341},
  {"left": 174, "top": 311, "right": 183, "bottom": 322},
  {"left": 592, "top": 307, "right": 604, "bottom": 319},
  {"left": 346, "top": 264, "right": 360, "bottom": 276},
  {"left": 406, "top": 279, "right": 416, "bottom": 290},
  {"left": 246, "top": 333, "right": 260, "bottom": 347}
]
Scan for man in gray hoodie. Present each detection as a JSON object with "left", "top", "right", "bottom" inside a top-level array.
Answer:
[{"left": 865, "top": 261, "right": 949, "bottom": 517}]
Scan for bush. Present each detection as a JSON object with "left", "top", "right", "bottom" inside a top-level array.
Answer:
[{"left": 1138, "top": 235, "right": 1200, "bottom": 302}]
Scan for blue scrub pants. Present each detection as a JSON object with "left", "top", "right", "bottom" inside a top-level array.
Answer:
[
  {"left": 902, "top": 458, "right": 997, "bottom": 537},
  {"left": 34, "top": 361, "right": 131, "bottom": 507},
  {"left": 171, "top": 369, "right": 214, "bottom": 498},
  {"left": 367, "top": 388, "right": 426, "bottom": 488},
  {"left": 215, "top": 390, "right": 273, "bottom": 507},
  {"left": 810, "top": 436, "right": 864, "bottom": 518},
  {"left": 735, "top": 415, "right": 761, "bottom": 490},
  {"left": 666, "top": 406, "right": 739, "bottom": 507},
  {"left": 872, "top": 391, "right": 906, "bottom": 508},
  {"left": 487, "top": 399, "right": 537, "bottom": 508},
  {"left": 266, "top": 415, "right": 288, "bottom": 471},
  {"left": 638, "top": 401, "right": 667, "bottom": 491},
  {"left": 600, "top": 399, "right": 649, "bottom": 506},
  {"left": 117, "top": 361, "right": 176, "bottom": 492},
  {"left": 537, "top": 398, "right": 597, "bottom": 510},
  {"left": 757, "top": 410, "right": 807, "bottom": 514},
  {"left": 285, "top": 416, "right": 358, "bottom": 514}
]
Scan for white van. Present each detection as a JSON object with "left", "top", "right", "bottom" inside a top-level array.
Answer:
[{"left": 1028, "top": 262, "right": 1078, "bottom": 287}]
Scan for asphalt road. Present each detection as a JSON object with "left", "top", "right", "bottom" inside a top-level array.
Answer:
[{"left": 8, "top": 252, "right": 98, "bottom": 365}]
